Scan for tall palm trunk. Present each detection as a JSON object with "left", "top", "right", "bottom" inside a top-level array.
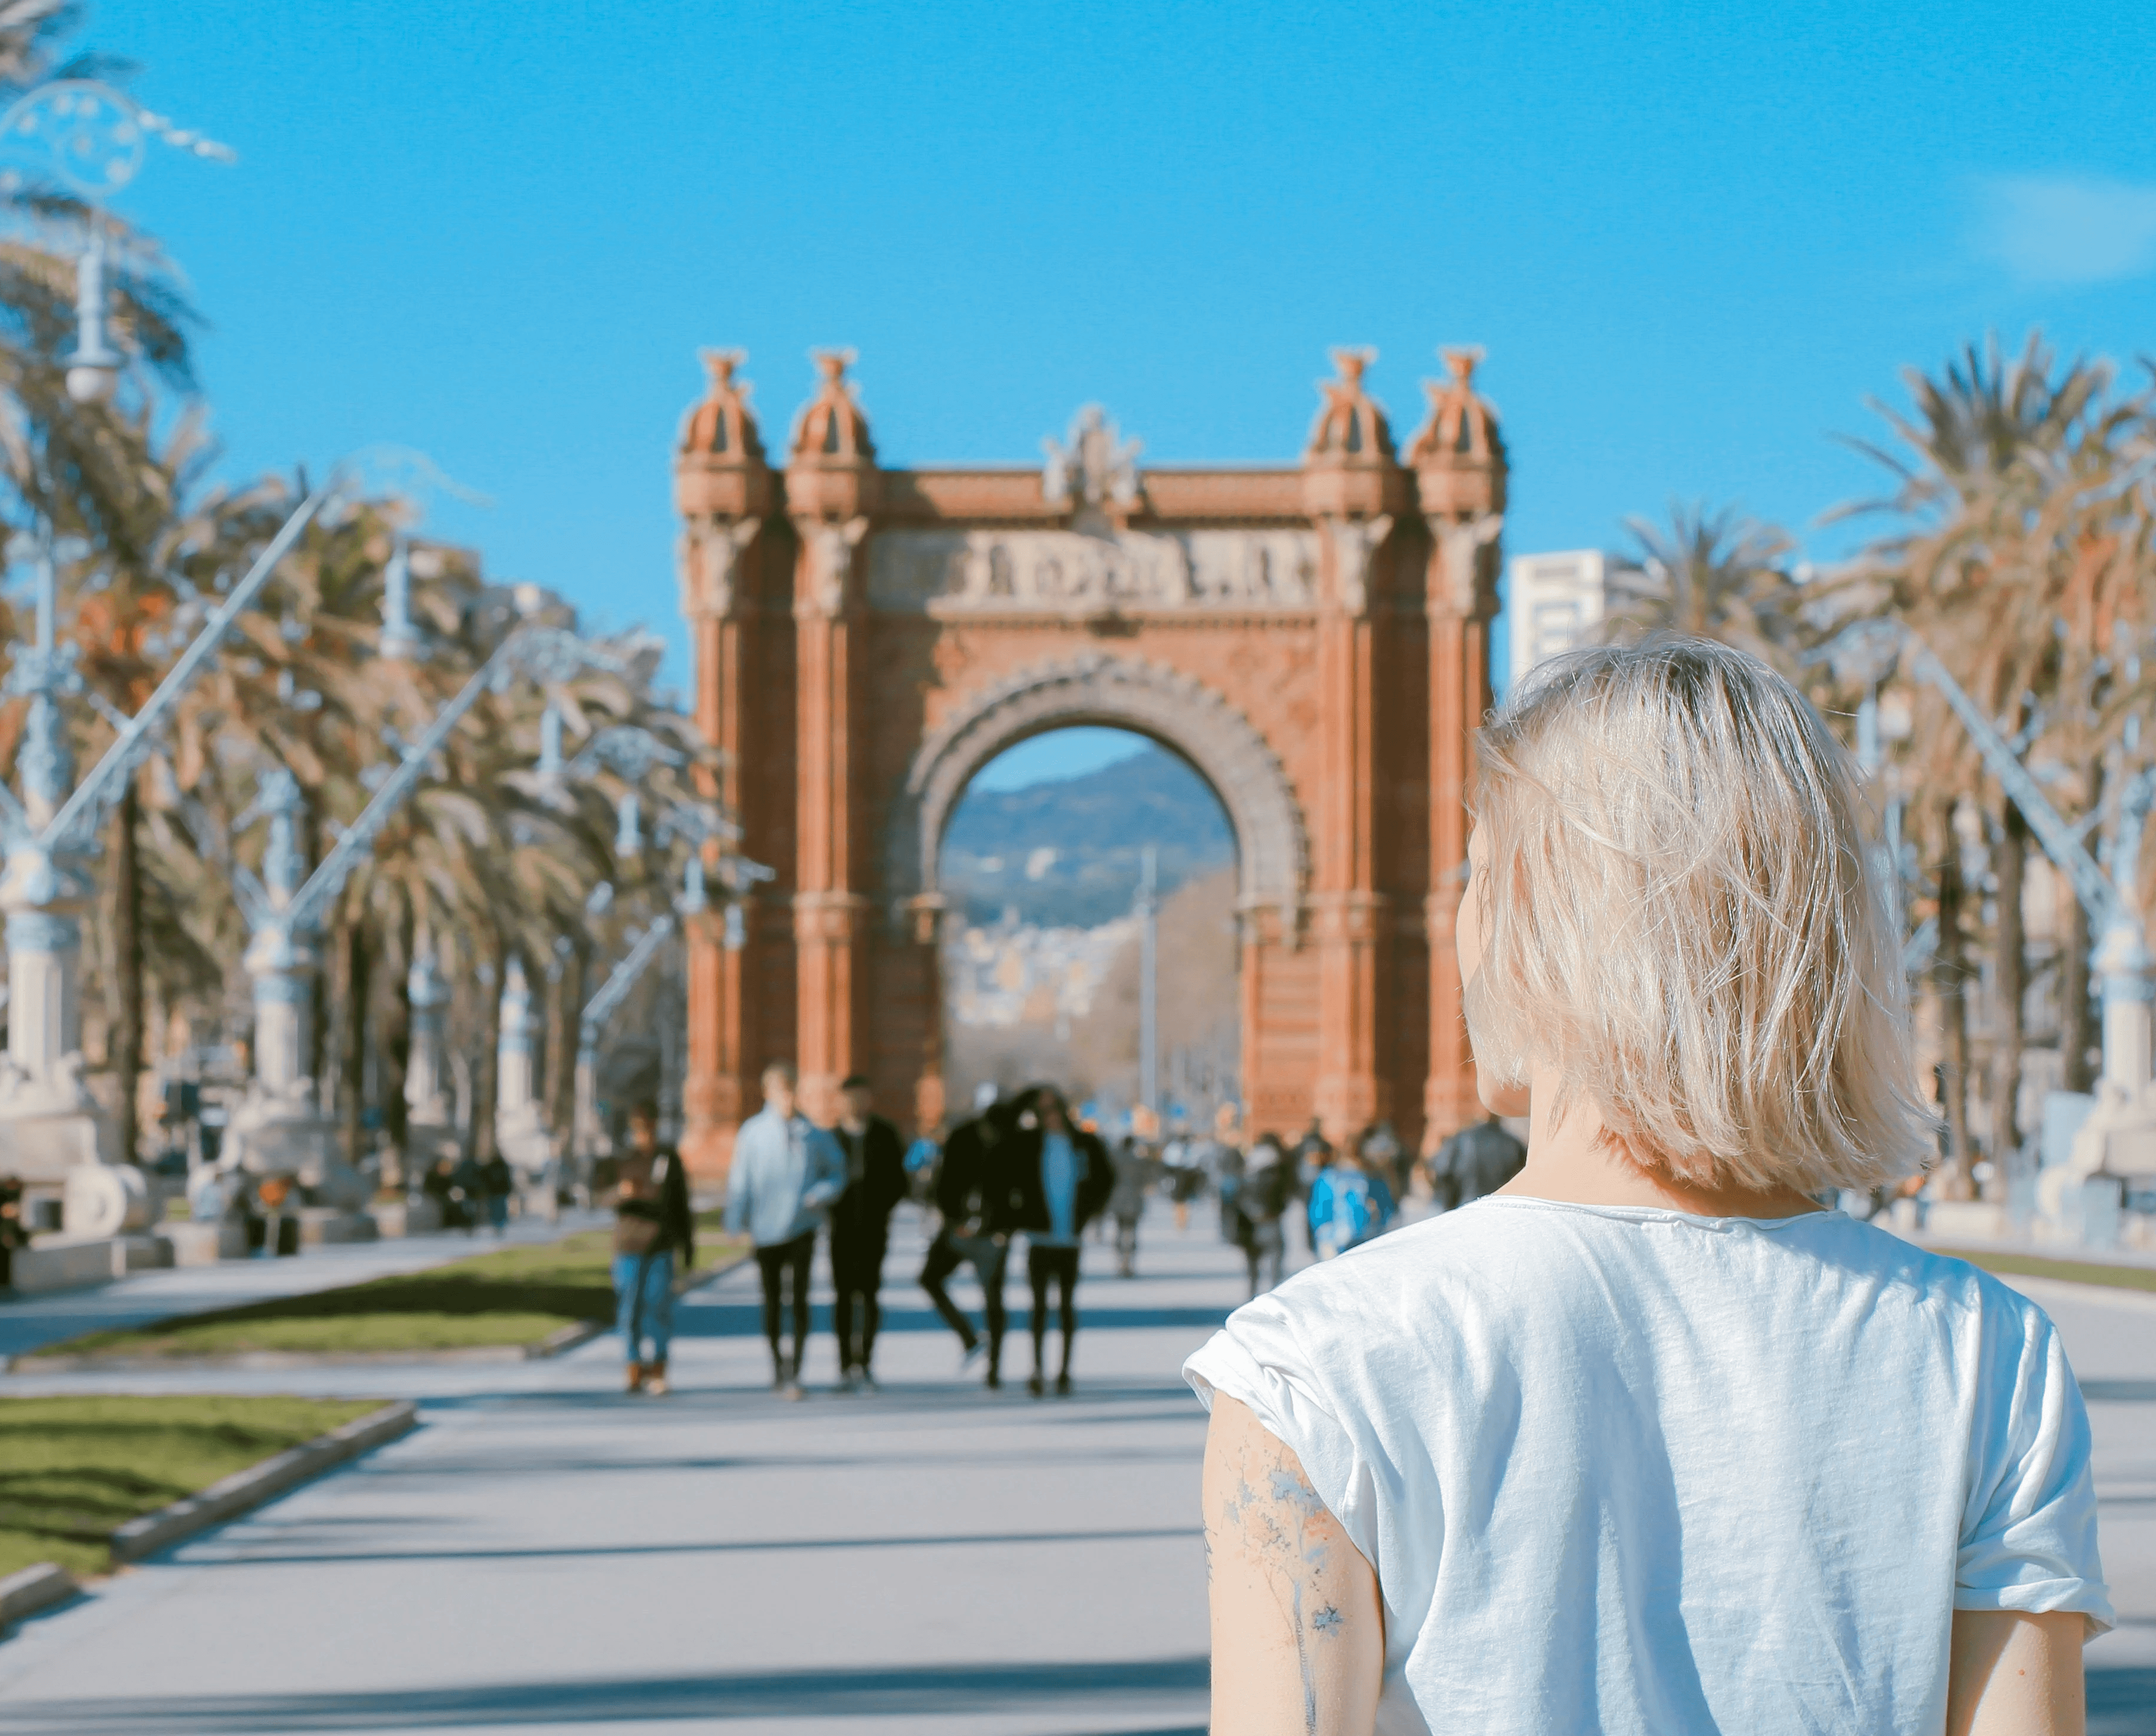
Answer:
[
  {"left": 340, "top": 920, "right": 371, "bottom": 1170},
  {"left": 1934, "top": 814, "right": 1974, "bottom": 1192},
  {"left": 111, "top": 782, "right": 142, "bottom": 1165},
  {"left": 382, "top": 906, "right": 412, "bottom": 1165},
  {"left": 1991, "top": 802, "right": 2027, "bottom": 1184},
  {"left": 2062, "top": 756, "right": 2105, "bottom": 1094},
  {"left": 472, "top": 928, "right": 504, "bottom": 1164}
]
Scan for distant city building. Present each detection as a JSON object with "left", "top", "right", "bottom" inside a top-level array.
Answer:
[{"left": 1507, "top": 550, "right": 1607, "bottom": 688}]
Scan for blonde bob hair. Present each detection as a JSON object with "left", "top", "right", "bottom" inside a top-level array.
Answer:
[{"left": 1465, "top": 635, "right": 1933, "bottom": 1195}]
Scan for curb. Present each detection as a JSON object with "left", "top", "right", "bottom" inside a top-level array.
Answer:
[
  {"left": 8, "top": 1253, "right": 753, "bottom": 1374},
  {"left": 110, "top": 1400, "right": 418, "bottom": 1564},
  {"left": 0, "top": 1563, "right": 79, "bottom": 1629}
]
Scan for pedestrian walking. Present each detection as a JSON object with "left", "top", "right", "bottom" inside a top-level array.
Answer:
[
  {"left": 829, "top": 1073, "right": 908, "bottom": 1391},
  {"left": 1425, "top": 1111, "right": 1526, "bottom": 1212},
  {"left": 1190, "top": 640, "right": 2110, "bottom": 1731},
  {"left": 609, "top": 1101, "right": 694, "bottom": 1396},
  {"left": 0, "top": 1175, "right": 23, "bottom": 1291},
  {"left": 1289, "top": 1116, "right": 1330, "bottom": 1255},
  {"left": 1106, "top": 1134, "right": 1151, "bottom": 1277},
  {"left": 477, "top": 1151, "right": 513, "bottom": 1236},
  {"left": 1306, "top": 1140, "right": 1396, "bottom": 1260},
  {"left": 1230, "top": 1133, "right": 1293, "bottom": 1299},
  {"left": 726, "top": 1062, "right": 847, "bottom": 1398},
  {"left": 919, "top": 1093, "right": 1020, "bottom": 1387},
  {"left": 1005, "top": 1086, "right": 1113, "bottom": 1397},
  {"left": 1162, "top": 1133, "right": 1205, "bottom": 1231}
]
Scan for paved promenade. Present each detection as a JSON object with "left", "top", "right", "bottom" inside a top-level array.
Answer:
[{"left": 0, "top": 1205, "right": 2150, "bottom": 1732}]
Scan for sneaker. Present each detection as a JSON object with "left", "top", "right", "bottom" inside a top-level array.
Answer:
[
  {"left": 839, "top": 1369, "right": 861, "bottom": 1394},
  {"left": 625, "top": 1361, "right": 646, "bottom": 1393},
  {"left": 857, "top": 1367, "right": 879, "bottom": 1392},
  {"left": 1055, "top": 1373, "right": 1072, "bottom": 1398},
  {"left": 1027, "top": 1373, "right": 1045, "bottom": 1398},
  {"left": 959, "top": 1339, "right": 985, "bottom": 1372},
  {"left": 646, "top": 1363, "right": 670, "bottom": 1397},
  {"left": 782, "top": 1381, "right": 805, "bottom": 1402}
]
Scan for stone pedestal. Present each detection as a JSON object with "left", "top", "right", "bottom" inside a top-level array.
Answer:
[{"left": 496, "top": 957, "right": 555, "bottom": 1181}]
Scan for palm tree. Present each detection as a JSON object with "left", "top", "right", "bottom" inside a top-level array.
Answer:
[
  {"left": 1599, "top": 502, "right": 1804, "bottom": 670},
  {"left": 1838, "top": 333, "right": 2151, "bottom": 1180}
]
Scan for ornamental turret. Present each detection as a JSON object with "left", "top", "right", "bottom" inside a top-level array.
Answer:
[
  {"left": 1300, "top": 347, "right": 1406, "bottom": 522},
  {"left": 673, "top": 350, "right": 772, "bottom": 522},
  {"left": 1407, "top": 346, "right": 1507, "bottom": 520},
  {"left": 784, "top": 349, "right": 881, "bottom": 524}
]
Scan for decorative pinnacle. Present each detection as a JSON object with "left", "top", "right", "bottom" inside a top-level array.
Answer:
[
  {"left": 1441, "top": 345, "right": 1485, "bottom": 388},
  {"left": 1330, "top": 346, "right": 1376, "bottom": 386},
  {"left": 702, "top": 348, "right": 746, "bottom": 391}
]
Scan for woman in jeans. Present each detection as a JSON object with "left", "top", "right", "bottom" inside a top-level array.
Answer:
[{"left": 1189, "top": 638, "right": 2109, "bottom": 1734}]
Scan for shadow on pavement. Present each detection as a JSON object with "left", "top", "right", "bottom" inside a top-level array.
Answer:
[
  {"left": 0, "top": 1656, "right": 1209, "bottom": 1732},
  {"left": 183, "top": 1524, "right": 1200, "bottom": 1569}
]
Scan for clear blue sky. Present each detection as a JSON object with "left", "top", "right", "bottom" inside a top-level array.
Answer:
[{"left": 87, "top": 0, "right": 2156, "bottom": 787}]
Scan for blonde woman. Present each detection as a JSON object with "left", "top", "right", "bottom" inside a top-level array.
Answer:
[{"left": 1188, "top": 639, "right": 2110, "bottom": 1735}]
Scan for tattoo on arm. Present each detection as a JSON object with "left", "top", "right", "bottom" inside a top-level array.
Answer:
[{"left": 1215, "top": 1435, "right": 1350, "bottom": 1732}]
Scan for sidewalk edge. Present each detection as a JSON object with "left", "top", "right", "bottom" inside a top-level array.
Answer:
[{"left": 108, "top": 1399, "right": 419, "bottom": 1565}]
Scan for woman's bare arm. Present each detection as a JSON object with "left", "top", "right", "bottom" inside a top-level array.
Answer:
[
  {"left": 1947, "top": 1610, "right": 2085, "bottom": 1736},
  {"left": 1204, "top": 1393, "right": 1383, "bottom": 1736}
]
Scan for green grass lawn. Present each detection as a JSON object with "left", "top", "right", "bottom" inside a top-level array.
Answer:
[
  {"left": 1934, "top": 1245, "right": 2156, "bottom": 1295},
  {"left": 27, "top": 1229, "right": 746, "bottom": 1363},
  {"left": 0, "top": 1395, "right": 382, "bottom": 1580}
]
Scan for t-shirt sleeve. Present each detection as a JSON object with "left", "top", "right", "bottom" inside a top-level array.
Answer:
[
  {"left": 1184, "top": 1291, "right": 1384, "bottom": 1575},
  {"left": 1955, "top": 1295, "right": 2114, "bottom": 1636}
]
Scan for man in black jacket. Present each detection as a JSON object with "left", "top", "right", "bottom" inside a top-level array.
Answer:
[
  {"left": 1005, "top": 1085, "right": 1114, "bottom": 1397},
  {"left": 829, "top": 1074, "right": 909, "bottom": 1390},
  {"left": 919, "top": 1093, "right": 1019, "bottom": 1389}
]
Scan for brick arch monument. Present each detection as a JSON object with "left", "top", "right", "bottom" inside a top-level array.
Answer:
[{"left": 672, "top": 346, "right": 1508, "bottom": 1178}]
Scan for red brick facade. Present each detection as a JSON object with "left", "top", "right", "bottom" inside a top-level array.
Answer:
[{"left": 673, "top": 346, "right": 1506, "bottom": 1178}]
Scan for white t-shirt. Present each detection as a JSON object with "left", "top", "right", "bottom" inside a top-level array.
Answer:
[{"left": 1184, "top": 1197, "right": 2111, "bottom": 1735}]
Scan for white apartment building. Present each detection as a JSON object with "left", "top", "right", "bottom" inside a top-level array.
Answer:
[{"left": 1506, "top": 549, "right": 1608, "bottom": 689}]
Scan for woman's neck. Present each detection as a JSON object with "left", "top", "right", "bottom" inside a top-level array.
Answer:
[{"left": 1495, "top": 1063, "right": 1820, "bottom": 1219}]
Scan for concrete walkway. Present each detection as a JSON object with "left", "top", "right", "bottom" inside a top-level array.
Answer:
[
  {"left": 1, "top": 1213, "right": 608, "bottom": 1364},
  {"left": 0, "top": 1204, "right": 2151, "bottom": 1732}
]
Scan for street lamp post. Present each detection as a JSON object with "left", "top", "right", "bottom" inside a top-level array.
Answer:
[
  {"left": 203, "top": 615, "right": 624, "bottom": 1236},
  {"left": 0, "top": 485, "right": 337, "bottom": 1234}
]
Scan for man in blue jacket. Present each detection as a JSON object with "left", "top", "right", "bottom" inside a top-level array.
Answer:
[{"left": 726, "top": 1062, "right": 847, "bottom": 1398}]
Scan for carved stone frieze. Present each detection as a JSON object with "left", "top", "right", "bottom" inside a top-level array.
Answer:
[{"left": 866, "top": 527, "right": 1318, "bottom": 614}]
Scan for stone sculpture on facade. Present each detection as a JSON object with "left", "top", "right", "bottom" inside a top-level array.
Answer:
[{"left": 494, "top": 955, "right": 555, "bottom": 1197}]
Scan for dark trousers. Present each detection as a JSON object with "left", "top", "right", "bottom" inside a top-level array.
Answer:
[
  {"left": 919, "top": 1229, "right": 1008, "bottom": 1365},
  {"left": 1027, "top": 1243, "right": 1081, "bottom": 1376},
  {"left": 756, "top": 1232, "right": 815, "bottom": 1379},
  {"left": 831, "top": 1225, "right": 889, "bottom": 1373}
]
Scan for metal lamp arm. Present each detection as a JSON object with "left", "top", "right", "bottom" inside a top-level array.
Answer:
[
  {"left": 39, "top": 481, "right": 338, "bottom": 851},
  {"left": 282, "top": 640, "right": 511, "bottom": 933},
  {"left": 579, "top": 915, "right": 676, "bottom": 1035},
  {"left": 1901, "top": 631, "right": 2125, "bottom": 928}
]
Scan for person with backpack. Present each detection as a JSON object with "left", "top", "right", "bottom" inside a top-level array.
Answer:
[
  {"left": 609, "top": 1101, "right": 694, "bottom": 1395},
  {"left": 1306, "top": 1141, "right": 1395, "bottom": 1261}
]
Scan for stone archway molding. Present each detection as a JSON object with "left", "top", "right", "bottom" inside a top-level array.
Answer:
[{"left": 890, "top": 651, "right": 1310, "bottom": 915}]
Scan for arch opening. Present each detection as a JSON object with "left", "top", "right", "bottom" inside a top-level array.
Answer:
[{"left": 934, "top": 723, "right": 1241, "bottom": 1137}]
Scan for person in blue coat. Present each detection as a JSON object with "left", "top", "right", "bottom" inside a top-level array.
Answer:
[
  {"left": 1306, "top": 1141, "right": 1395, "bottom": 1261},
  {"left": 726, "top": 1061, "right": 847, "bottom": 1397}
]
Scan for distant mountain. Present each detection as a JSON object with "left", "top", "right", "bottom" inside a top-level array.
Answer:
[{"left": 941, "top": 743, "right": 1236, "bottom": 929}]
